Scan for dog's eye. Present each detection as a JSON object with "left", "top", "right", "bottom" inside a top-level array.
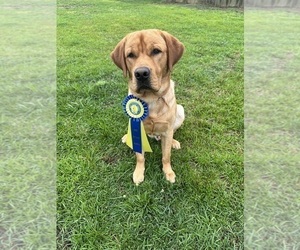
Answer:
[
  {"left": 127, "top": 52, "right": 135, "bottom": 58},
  {"left": 151, "top": 48, "right": 161, "bottom": 55}
]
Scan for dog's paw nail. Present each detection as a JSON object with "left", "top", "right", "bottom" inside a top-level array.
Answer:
[{"left": 134, "top": 180, "right": 143, "bottom": 185}]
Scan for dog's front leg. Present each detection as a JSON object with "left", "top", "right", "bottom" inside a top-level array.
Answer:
[
  {"left": 161, "top": 130, "right": 176, "bottom": 183},
  {"left": 133, "top": 152, "right": 145, "bottom": 185}
]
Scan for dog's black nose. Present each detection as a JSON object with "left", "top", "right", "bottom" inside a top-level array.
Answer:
[{"left": 134, "top": 67, "right": 150, "bottom": 81}]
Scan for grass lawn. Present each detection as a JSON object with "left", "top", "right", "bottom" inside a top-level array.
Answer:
[
  {"left": 244, "top": 9, "right": 300, "bottom": 249},
  {"left": 0, "top": 1, "right": 56, "bottom": 249},
  {"left": 57, "top": 0, "right": 243, "bottom": 249}
]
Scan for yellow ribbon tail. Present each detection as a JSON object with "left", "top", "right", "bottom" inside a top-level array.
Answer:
[
  {"left": 125, "top": 119, "right": 133, "bottom": 149},
  {"left": 140, "top": 122, "right": 152, "bottom": 153},
  {"left": 125, "top": 120, "right": 152, "bottom": 153}
]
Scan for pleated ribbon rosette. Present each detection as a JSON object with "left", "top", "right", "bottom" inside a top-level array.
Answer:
[{"left": 122, "top": 95, "right": 152, "bottom": 153}]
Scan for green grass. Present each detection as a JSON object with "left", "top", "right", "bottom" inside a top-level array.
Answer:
[
  {"left": 244, "top": 9, "right": 300, "bottom": 249},
  {"left": 0, "top": 1, "right": 56, "bottom": 249},
  {"left": 57, "top": 0, "right": 243, "bottom": 249}
]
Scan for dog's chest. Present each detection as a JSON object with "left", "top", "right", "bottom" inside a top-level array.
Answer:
[
  {"left": 143, "top": 99, "right": 172, "bottom": 136},
  {"left": 143, "top": 118, "right": 169, "bottom": 136}
]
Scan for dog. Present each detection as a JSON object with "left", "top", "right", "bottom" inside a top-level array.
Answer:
[{"left": 111, "top": 29, "right": 185, "bottom": 184}]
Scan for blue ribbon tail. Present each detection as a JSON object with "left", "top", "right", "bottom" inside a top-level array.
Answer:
[{"left": 131, "top": 119, "right": 142, "bottom": 154}]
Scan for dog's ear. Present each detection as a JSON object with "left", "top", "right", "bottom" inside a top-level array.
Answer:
[
  {"left": 160, "top": 31, "right": 185, "bottom": 71},
  {"left": 111, "top": 37, "right": 128, "bottom": 77}
]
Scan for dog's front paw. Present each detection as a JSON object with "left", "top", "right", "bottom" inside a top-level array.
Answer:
[
  {"left": 133, "top": 169, "right": 145, "bottom": 185},
  {"left": 164, "top": 169, "right": 176, "bottom": 183},
  {"left": 121, "top": 134, "right": 127, "bottom": 143},
  {"left": 172, "top": 139, "right": 181, "bottom": 149}
]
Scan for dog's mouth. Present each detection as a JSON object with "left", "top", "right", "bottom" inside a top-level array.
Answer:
[
  {"left": 137, "top": 84, "right": 154, "bottom": 93},
  {"left": 136, "top": 84, "right": 160, "bottom": 95}
]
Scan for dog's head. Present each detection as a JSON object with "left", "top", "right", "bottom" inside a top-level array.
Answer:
[{"left": 111, "top": 29, "right": 184, "bottom": 96}]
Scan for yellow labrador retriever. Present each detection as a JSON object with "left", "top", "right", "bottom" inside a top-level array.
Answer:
[{"left": 111, "top": 29, "right": 185, "bottom": 184}]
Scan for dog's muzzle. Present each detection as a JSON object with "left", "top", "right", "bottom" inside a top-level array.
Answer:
[{"left": 134, "top": 67, "right": 152, "bottom": 92}]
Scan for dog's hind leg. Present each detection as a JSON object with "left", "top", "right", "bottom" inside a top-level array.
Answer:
[
  {"left": 173, "top": 104, "right": 185, "bottom": 132},
  {"left": 172, "top": 139, "right": 181, "bottom": 149},
  {"left": 171, "top": 104, "right": 184, "bottom": 150}
]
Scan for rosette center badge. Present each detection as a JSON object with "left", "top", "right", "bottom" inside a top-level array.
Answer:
[
  {"left": 122, "top": 95, "right": 152, "bottom": 153},
  {"left": 127, "top": 100, "right": 143, "bottom": 118}
]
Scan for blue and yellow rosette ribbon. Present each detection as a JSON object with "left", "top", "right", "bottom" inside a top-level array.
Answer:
[{"left": 122, "top": 95, "right": 152, "bottom": 154}]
